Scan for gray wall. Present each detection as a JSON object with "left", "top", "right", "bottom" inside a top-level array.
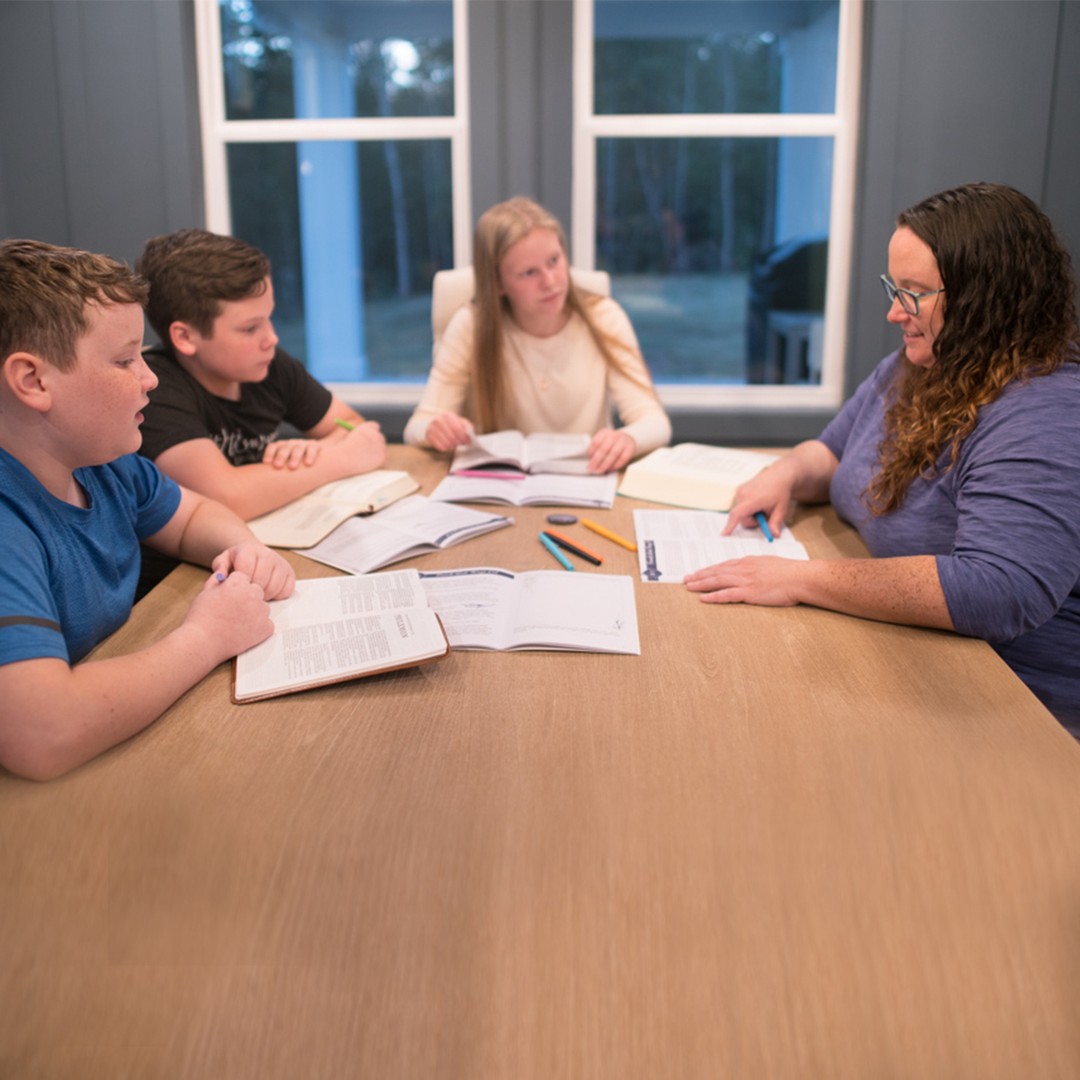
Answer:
[
  {"left": 0, "top": 0, "right": 203, "bottom": 265},
  {"left": 1, "top": 0, "right": 1077, "bottom": 445}
]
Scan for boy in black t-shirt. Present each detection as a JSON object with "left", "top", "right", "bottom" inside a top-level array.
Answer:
[{"left": 137, "top": 229, "right": 386, "bottom": 521}]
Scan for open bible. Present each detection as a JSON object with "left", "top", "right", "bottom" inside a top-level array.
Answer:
[
  {"left": 232, "top": 570, "right": 450, "bottom": 703},
  {"left": 451, "top": 430, "right": 592, "bottom": 475},
  {"left": 248, "top": 470, "right": 419, "bottom": 549}
]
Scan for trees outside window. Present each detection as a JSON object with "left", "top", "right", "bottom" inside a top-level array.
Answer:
[
  {"left": 196, "top": 0, "right": 860, "bottom": 406},
  {"left": 576, "top": 0, "right": 861, "bottom": 404}
]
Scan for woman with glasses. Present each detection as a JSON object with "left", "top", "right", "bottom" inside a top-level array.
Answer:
[{"left": 685, "top": 182, "right": 1080, "bottom": 731}]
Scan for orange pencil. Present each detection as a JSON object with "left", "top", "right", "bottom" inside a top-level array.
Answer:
[{"left": 580, "top": 518, "right": 637, "bottom": 553}]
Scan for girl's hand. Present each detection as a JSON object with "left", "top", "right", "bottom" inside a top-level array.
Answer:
[
  {"left": 427, "top": 413, "right": 475, "bottom": 453},
  {"left": 587, "top": 429, "right": 636, "bottom": 473}
]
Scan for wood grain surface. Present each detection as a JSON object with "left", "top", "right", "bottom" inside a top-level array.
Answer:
[{"left": 3, "top": 445, "right": 1078, "bottom": 1079}]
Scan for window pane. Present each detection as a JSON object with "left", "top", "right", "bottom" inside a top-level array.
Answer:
[
  {"left": 220, "top": 0, "right": 454, "bottom": 121},
  {"left": 594, "top": 0, "right": 839, "bottom": 116},
  {"left": 597, "top": 136, "right": 832, "bottom": 384},
  {"left": 228, "top": 140, "right": 453, "bottom": 382}
]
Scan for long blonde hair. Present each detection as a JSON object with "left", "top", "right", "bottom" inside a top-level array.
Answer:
[{"left": 468, "top": 196, "right": 656, "bottom": 432}]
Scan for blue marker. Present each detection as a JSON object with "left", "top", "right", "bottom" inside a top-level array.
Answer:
[
  {"left": 754, "top": 512, "right": 775, "bottom": 543},
  {"left": 539, "top": 532, "right": 575, "bottom": 571}
]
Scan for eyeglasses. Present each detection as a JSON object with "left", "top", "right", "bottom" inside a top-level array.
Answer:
[{"left": 880, "top": 274, "right": 944, "bottom": 316}]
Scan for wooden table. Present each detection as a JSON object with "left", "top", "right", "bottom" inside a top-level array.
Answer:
[{"left": 4, "top": 445, "right": 1079, "bottom": 1078}]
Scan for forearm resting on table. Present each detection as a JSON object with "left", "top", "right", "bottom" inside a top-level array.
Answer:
[
  {"left": 795, "top": 555, "right": 953, "bottom": 629},
  {"left": 0, "top": 624, "right": 229, "bottom": 781}
]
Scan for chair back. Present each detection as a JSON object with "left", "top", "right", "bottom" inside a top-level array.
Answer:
[{"left": 431, "top": 265, "right": 612, "bottom": 343}]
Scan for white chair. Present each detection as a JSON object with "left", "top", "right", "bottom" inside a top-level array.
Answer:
[{"left": 431, "top": 265, "right": 611, "bottom": 344}]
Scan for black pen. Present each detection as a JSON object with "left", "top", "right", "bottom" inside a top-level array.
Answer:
[{"left": 541, "top": 530, "right": 604, "bottom": 566}]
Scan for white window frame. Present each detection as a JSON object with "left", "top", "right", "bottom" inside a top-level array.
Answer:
[
  {"left": 572, "top": 0, "right": 864, "bottom": 410},
  {"left": 192, "top": 0, "right": 472, "bottom": 406}
]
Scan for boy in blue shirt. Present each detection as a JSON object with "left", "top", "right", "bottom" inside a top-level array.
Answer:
[{"left": 0, "top": 239, "right": 296, "bottom": 781}]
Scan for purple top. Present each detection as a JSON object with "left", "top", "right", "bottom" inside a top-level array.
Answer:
[{"left": 819, "top": 350, "right": 1080, "bottom": 728}]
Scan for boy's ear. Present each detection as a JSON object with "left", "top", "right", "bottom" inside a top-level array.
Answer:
[
  {"left": 2, "top": 352, "right": 53, "bottom": 413},
  {"left": 169, "top": 321, "right": 200, "bottom": 357}
]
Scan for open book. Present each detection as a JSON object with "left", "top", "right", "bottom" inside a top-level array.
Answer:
[
  {"left": 300, "top": 495, "right": 511, "bottom": 575},
  {"left": 632, "top": 508, "right": 808, "bottom": 583},
  {"left": 248, "top": 470, "right": 419, "bottom": 549},
  {"left": 418, "top": 567, "right": 640, "bottom": 653},
  {"left": 232, "top": 570, "right": 450, "bottom": 703},
  {"left": 430, "top": 472, "right": 617, "bottom": 509},
  {"left": 451, "top": 430, "right": 592, "bottom": 475},
  {"left": 617, "top": 444, "right": 778, "bottom": 512}
]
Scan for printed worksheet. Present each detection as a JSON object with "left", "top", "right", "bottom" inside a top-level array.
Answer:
[
  {"left": 632, "top": 509, "right": 809, "bottom": 583},
  {"left": 418, "top": 567, "right": 640, "bottom": 653}
]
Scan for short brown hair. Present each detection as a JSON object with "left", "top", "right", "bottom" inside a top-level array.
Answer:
[
  {"left": 137, "top": 229, "right": 271, "bottom": 346},
  {"left": 0, "top": 238, "right": 147, "bottom": 372}
]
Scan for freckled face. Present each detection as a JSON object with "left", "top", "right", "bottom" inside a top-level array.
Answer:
[
  {"left": 52, "top": 301, "right": 155, "bottom": 466},
  {"left": 498, "top": 227, "right": 571, "bottom": 337},
  {"left": 183, "top": 277, "right": 280, "bottom": 396},
  {"left": 885, "top": 226, "right": 945, "bottom": 368}
]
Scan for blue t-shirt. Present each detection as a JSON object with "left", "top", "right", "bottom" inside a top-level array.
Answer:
[
  {"left": 0, "top": 449, "right": 182, "bottom": 665},
  {"left": 819, "top": 351, "right": 1080, "bottom": 726}
]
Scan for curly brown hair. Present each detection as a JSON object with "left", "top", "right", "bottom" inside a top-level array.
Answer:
[{"left": 868, "top": 182, "right": 1078, "bottom": 514}]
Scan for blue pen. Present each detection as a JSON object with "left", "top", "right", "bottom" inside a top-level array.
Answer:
[
  {"left": 539, "top": 532, "right": 575, "bottom": 571},
  {"left": 754, "top": 511, "right": 775, "bottom": 543}
]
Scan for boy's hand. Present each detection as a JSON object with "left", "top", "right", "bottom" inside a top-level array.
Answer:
[
  {"left": 185, "top": 570, "right": 275, "bottom": 659},
  {"left": 263, "top": 438, "right": 322, "bottom": 470},
  {"left": 339, "top": 420, "right": 386, "bottom": 471},
  {"left": 212, "top": 544, "right": 296, "bottom": 600}
]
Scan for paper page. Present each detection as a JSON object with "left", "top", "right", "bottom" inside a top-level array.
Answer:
[
  {"left": 302, "top": 496, "right": 511, "bottom": 575},
  {"left": 452, "top": 430, "right": 592, "bottom": 473},
  {"left": 234, "top": 571, "right": 445, "bottom": 699},
  {"left": 430, "top": 472, "right": 617, "bottom": 508},
  {"left": 248, "top": 470, "right": 415, "bottom": 547},
  {"left": 633, "top": 508, "right": 809, "bottom": 583},
  {"left": 418, "top": 568, "right": 640, "bottom": 654},
  {"left": 503, "top": 571, "right": 640, "bottom": 653},
  {"left": 451, "top": 430, "right": 526, "bottom": 471},
  {"left": 414, "top": 567, "right": 517, "bottom": 648},
  {"left": 522, "top": 432, "right": 591, "bottom": 471},
  {"left": 639, "top": 444, "right": 778, "bottom": 481}
]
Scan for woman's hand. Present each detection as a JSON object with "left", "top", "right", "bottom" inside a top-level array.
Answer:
[
  {"left": 723, "top": 461, "right": 799, "bottom": 539},
  {"left": 684, "top": 556, "right": 804, "bottom": 606},
  {"left": 426, "top": 412, "right": 475, "bottom": 453},
  {"left": 587, "top": 428, "right": 636, "bottom": 473}
]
